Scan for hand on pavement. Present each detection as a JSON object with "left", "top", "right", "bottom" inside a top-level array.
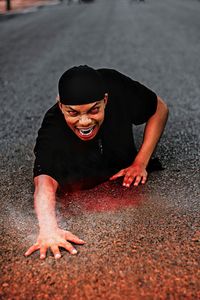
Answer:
[
  {"left": 110, "top": 162, "right": 148, "bottom": 188},
  {"left": 25, "top": 228, "right": 85, "bottom": 259}
]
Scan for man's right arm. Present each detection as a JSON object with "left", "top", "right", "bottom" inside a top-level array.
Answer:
[{"left": 25, "top": 175, "right": 85, "bottom": 259}]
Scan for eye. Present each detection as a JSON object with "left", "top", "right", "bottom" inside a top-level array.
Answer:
[
  {"left": 89, "top": 107, "right": 99, "bottom": 114},
  {"left": 67, "top": 111, "right": 79, "bottom": 117}
]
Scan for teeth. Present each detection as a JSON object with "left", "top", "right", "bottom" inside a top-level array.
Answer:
[{"left": 78, "top": 126, "right": 94, "bottom": 136}]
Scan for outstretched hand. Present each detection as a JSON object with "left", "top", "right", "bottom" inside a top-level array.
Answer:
[
  {"left": 25, "top": 228, "right": 85, "bottom": 259},
  {"left": 110, "top": 161, "right": 148, "bottom": 187}
]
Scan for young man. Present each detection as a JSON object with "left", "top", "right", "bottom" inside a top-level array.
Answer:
[{"left": 25, "top": 65, "right": 169, "bottom": 260}]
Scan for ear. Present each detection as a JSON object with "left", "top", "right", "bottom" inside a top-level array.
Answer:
[
  {"left": 104, "top": 93, "right": 108, "bottom": 106},
  {"left": 56, "top": 94, "right": 60, "bottom": 102},
  {"left": 57, "top": 99, "right": 63, "bottom": 113}
]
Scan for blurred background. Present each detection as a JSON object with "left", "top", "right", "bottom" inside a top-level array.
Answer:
[{"left": 0, "top": 0, "right": 94, "bottom": 13}]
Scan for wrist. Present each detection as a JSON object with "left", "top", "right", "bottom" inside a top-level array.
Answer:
[
  {"left": 132, "top": 157, "right": 148, "bottom": 169},
  {"left": 38, "top": 220, "right": 58, "bottom": 232},
  {"left": 39, "top": 227, "right": 58, "bottom": 235}
]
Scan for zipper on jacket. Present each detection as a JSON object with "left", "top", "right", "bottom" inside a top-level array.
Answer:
[{"left": 98, "top": 139, "right": 103, "bottom": 155}]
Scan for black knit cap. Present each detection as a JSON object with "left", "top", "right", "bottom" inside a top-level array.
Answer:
[{"left": 58, "top": 65, "right": 106, "bottom": 105}]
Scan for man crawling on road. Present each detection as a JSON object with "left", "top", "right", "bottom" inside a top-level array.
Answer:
[{"left": 25, "top": 65, "right": 169, "bottom": 259}]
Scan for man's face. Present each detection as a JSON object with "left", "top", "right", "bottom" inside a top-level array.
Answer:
[{"left": 59, "top": 94, "right": 108, "bottom": 141}]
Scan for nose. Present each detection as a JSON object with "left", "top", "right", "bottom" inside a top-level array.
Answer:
[{"left": 79, "top": 114, "right": 92, "bottom": 127}]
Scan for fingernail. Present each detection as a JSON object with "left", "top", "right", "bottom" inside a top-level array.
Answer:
[
  {"left": 80, "top": 239, "right": 85, "bottom": 243},
  {"left": 55, "top": 254, "right": 61, "bottom": 259},
  {"left": 71, "top": 249, "right": 77, "bottom": 255},
  {"left": 123, "top": 183, "right": 126, "bottom": 186},
  {"left": 40, "top": 254, "right": 45, "bottom": 259}
]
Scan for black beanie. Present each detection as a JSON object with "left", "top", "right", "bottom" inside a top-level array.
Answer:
[{"left": 58, "top": 65, "right": 106, "bottom": 105}]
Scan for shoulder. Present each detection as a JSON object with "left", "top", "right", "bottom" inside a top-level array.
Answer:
[
  {"left": 40, "top": 103, "right": 65, "bottom": 131},
  {"left": 97, "top": 68, "right": 140, "bottom": 89},
  {"left": 97, "top": 68, "right": 128, "bottom": 81},
  {"left": 42, "top": 103, "right": 61, "bottom": 123},
  {"left": 36, "top": 103, "right": 66, "bottom": 144}
]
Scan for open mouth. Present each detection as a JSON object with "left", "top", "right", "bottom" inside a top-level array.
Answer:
[{"left": 77, "top": 126, "right": 96, "bottom": 137}]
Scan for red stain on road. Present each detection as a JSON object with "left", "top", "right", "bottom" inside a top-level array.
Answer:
[
  {"left": 58, "top": 181, "right": 146, "bottom": 214},
  {"left": 75, "top": 195, "right": 144, "bottom": 213}
]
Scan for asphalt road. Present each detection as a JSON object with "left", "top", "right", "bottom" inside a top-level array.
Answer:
[{"left": 0, "top": 0, "right": 200, "bottom": 299}]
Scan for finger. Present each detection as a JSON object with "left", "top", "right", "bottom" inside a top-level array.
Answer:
[
  {"left": 65, "top": 231, "right": 85, "bottom": 244},
  {"left": 141, "top": 176, "right": 147, "bottom": 184},
  {"left": 134, "top": 176, "right": 142, "bottom": 186},
  {"left": 51, "top": 245, "right": 61, "bottom": 259},
  {"left": 109, "top": 169, "right": 126, "bottom": 180},
  {"left": 60, "top": 241, "right": 77, "bottom": 255},
  {"left": 40, "top": 246, "right": 48, "bottom": 259},
  {"left": 123, "top": 173, "right": 135, "bottom": 187},
  {"left": 24, "top": 244, "right": 40, "bottom": 257}
]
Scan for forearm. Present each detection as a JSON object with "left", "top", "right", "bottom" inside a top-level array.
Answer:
[
  {"left": 34, "top": 175, "right": 59, "bottom": 233},
  {"left": 26, "top": 175, "right": 84, "bottom": 259},
  {"left": 134, "top": 97, "right": 169, "bottom": 167}
]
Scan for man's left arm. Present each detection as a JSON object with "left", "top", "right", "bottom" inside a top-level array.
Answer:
[{"left": 110, "top": 96, "right": 169, "bottom": 187}]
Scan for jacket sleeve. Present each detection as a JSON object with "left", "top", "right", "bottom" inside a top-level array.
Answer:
[
  {"left": 106, "top": 69, "right": 158, "bottom": 125},
  {"left": 33, "top": 105, "right": 63, "bottom": 184},
  {"left": 124, "top": 76, "right": 158, "bottom": 125}
]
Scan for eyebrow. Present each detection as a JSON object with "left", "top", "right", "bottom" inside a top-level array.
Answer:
[{"left": 66, "top": 102, "right": 99, "bottom": 112}]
